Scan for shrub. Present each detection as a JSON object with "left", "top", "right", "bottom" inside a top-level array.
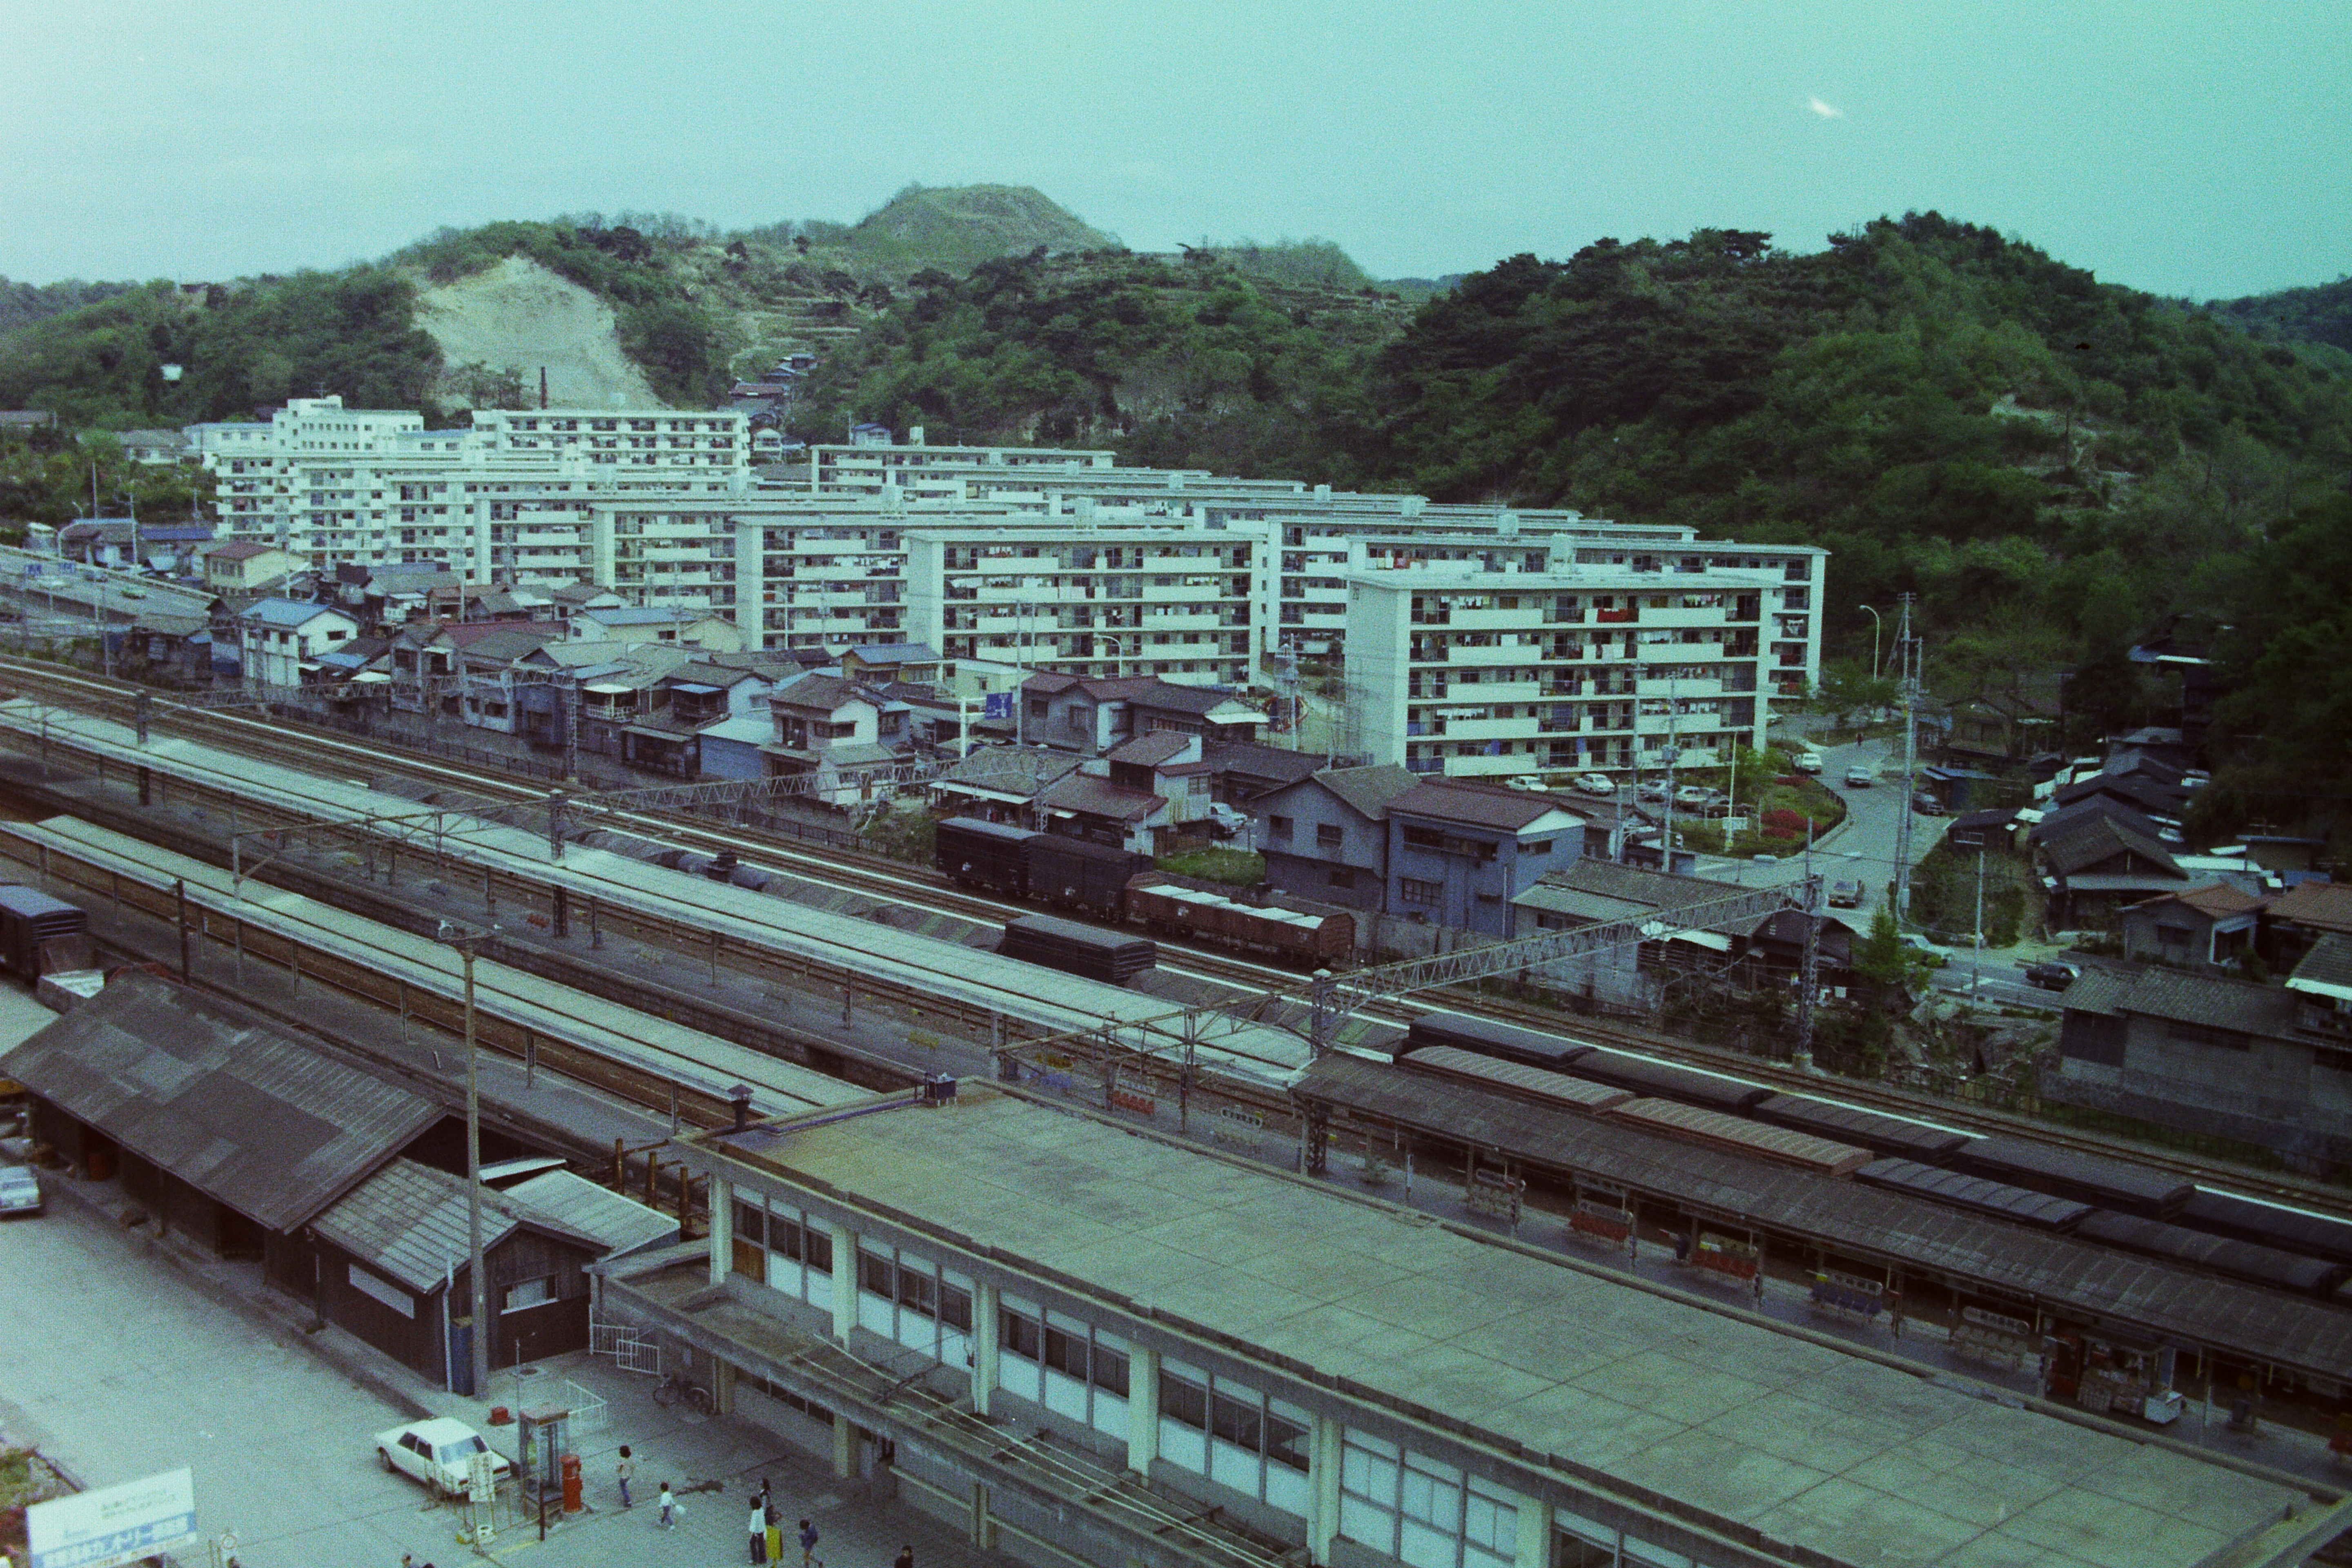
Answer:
[{"left": 1762, "top": 808, "right": 1809, "bottom": 839}]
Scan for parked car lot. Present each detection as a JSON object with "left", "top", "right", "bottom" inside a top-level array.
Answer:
[{"left": 375, "top": 1418, "right": 510, "bottom": 1496}]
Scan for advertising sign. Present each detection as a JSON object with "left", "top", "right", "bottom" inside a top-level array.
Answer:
[{"left": 27, "top": 1468, "right": 197, "bottom": 1568}]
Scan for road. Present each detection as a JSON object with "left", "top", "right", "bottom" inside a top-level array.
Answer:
[
  {"left": 0, "top": 1194, "right": 450, "bottom": 1567},
  {"left": 1688, "top": 733, "right": 1949, "bottom": 924}
]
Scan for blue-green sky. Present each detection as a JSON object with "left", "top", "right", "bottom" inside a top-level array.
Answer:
[{"left": 3, "top": 0, "right": 2344, "bottom": 298}]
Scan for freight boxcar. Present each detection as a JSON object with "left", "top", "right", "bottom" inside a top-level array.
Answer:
[
  {"left": 1125, "top": 875, "right": 1355, "bottom": 967},
  {"left": 1571, "top": 1047, "right": 1773, "bottom": 1116},
  {"left": 2174, "top": 1189, "right": 2352, "bottom": 1267},
  {"left": 1028, "top": 835, "right": 1150, "bottom": 920},
  {"left": 1400, "top": 1011, "right": 1594, "bottom": 1073},
  {"left": 0, "top": 885, "right": 92, "bottom": 982},
  {"left": 936, "top": 817, "right": 1037, "bottom": 898},
  {"left": 1748, "top": 1094, "right": 1972, "bottom": 1163},
  {"left": 1951, "top": 1136, "right": 2193, "bottom": 1219},
  {"left": 998, "top": 915, "right": 1156, "bottom": 986}
]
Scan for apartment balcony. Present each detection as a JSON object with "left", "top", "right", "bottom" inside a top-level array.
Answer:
[{"left": 1594, "top": 607, "right": 1637, "bottom": 624}]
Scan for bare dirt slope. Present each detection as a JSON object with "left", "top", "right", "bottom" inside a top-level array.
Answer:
[{"left": 416, "top": 255, "right": 663, "bottom": 409}]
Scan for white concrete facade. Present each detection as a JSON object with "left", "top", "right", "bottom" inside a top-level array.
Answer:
[{"left": 1346, "top": 555, "right": 1824, "bottom": 780}]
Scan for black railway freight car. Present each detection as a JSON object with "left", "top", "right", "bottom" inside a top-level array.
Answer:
[
  {"left": 998, "top": 915, "right": 1156, "bottom": 986},
  {"left": 1400, "top": 1011, "right": 1595, "bottom": 1073},
  {"left": 1027, "top": 834, "right": 1149, "bottom": 920},
  {"left": 1953, "top": 1135, "right": 2194, "bottom": 1219},
  {"left": 1749, "top": 1094, "right": 1972, "bottom": 1163},
  {"left": 0, "top": 884, "right": 93, "bottom": 981},
  {"left": 1571, "top": 1047, "right": 1773, "bottom": 1116},
  {"left": 2070, "top": 1210, "right": 2350, "bottom": 1298},
  {"left": 937, "top": 817, "right": 1039, "bottom": 898},
  {"left": 2174, "top": 1188, "right": 2352, "bottom": 1266}
]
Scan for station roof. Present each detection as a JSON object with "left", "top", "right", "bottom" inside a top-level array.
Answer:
[
  {"left": 315, "top": 1158, "right": 599, "bottom": 1292},
  {"left": 705, "top": 1087, "right": 2312, "bottom": 1568},
  {"left": 1291, "top": 1055, "right": 2352, "bottom": 1387},
  {"left": 0, "top": 974, "right": 439, "bottom": 1232}
]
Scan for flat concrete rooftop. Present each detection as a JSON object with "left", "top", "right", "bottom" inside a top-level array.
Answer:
[{"left": 717, "top": 1088, "right": 2322, "bottom": 1568}]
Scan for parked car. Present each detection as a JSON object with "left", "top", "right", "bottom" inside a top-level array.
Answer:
[
  {"left": 1672, "top": 785, "right": 1721, "bottom": 808},
  {"left": 1911, "top": 791, "right": 1945, "bottom": 816},
  {"left": 2024, "top": 959, "right": 2082, "bottom": 991},
  {"left": 1843, "top": 765, "right": 1875, "bottom": 788},
  {"left": 1788, "top": 751, "right": 1824, "bottom": 775},
  {"left": 375, "top": 1419, "right": 510, "bottom": 1496},
  {"left": 0, "top": 1163, "right": 42, "bottom": 1218},
  {"left": 1504, "top": 775, "right": 1549, "bottom": 794},
  {"left": 1635, "top": 780, "right": 1673, "bottom": 804},
  {"left": 1826, "top": 879, "right": 1864, "bottom": 909},
  {"left": 1206, "top": 801, "right": 1252, "bottom": 837},
  {"left": 1573, "top": 773, "right": 1617, "bottom": 796},
  {"left": 1898, "top": 933, "right": 1953, "bottom": 968}
]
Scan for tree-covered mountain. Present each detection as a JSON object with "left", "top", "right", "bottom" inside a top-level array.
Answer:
[
  {"left": 4, "top": 198, "right": 2348, "bottom": 838},
  {"left": 2211, "top": 276, "right": 2352, "bottom": 356},
  {"left": 0, "top": 276, "right": 138, "bottom": 336}
]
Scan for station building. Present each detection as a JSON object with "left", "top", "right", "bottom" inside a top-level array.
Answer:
[{"left": 603, "top": 1082, "right": 2335, "bottom": 1568}]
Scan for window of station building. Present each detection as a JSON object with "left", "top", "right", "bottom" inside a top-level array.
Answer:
[
  {"left": 856, "top": 1243, "right": 974, "bottom": 1366},
  {"left": 1158, "top": 1358, "right": 1310, "bottom": 1516},
  {"left": 996, "top": 1295, "right": 1129, "bottom": 1439},
  {"left": 1341, "top": 1430, "right": 1516, "bottom": 1568},
  {"left": 731, "top": 1195, "right": 835, "bottom": 1309}
]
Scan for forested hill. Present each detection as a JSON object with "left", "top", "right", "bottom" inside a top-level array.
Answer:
[{"left": 2212, "top": 276, "right": 2352, "bottom": 355}]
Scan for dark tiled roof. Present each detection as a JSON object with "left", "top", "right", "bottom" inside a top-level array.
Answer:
[
  {"left": 1313, "top": 764, "right": 1420, "bottom": 822},
  {"left": 1388, "top": 780, "right": 1579, "bottom": 832},
  {"left": 2069, "top": 963, "right": 2300, "bottom": 1037},
  {"left": 2031, "top": 795, "right": 2160, "bottom": 846},
  {"left": 2041, "top": 813, "right": 2181, "bottom": 878},
  {"left": 1543, "top": 859, "right": 1746, "bottom": 913},
  {"left": 1106, "top": 732, "right": 1192, "bottom": 767},
  {"left": 2290, "top": 933, "right": 2352, "bottom": 993},
  {"left": 0, "top": 974, "right": 439, "bottom": 1232},
  {"left": 1201, "top": 741, "right": 1323, "bottom": 793},
  {"left": 2054, "top": 773, "right": 2187, "bottom": 816},
  {"left": 1036, "top": 773, "right": 1165, "bottom": 823},
  {"left": 771, "top": 673, "right": 871, "bottom": 712}
]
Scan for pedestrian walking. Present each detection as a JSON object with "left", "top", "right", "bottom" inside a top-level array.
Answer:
[
  {"left": 750, "top": 1495, "right": 768, "bottom": 1563},
  {"left": 659, "top": 1483, "right": 677, "bottom": 1530},
  {"left": 765, "top": 1501, "right": 784, "bottom": 1565},
  {"left": 617, "top": 1446, "right": 636, "bottom": 1509},
  {"left": 798, "top": 1517, "right": 819, "bottom": 1568},
  {"left": 895, "top": 1544, "right": 914, "bottom": 1568}
]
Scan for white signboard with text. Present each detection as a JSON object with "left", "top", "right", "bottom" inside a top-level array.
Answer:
[{"left": 26, "top": 1468, "right": 198, "bottom": 1568}]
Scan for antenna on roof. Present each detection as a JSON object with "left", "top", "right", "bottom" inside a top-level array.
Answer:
[{"left": 539, "top": 367, "right": 548, "bottom": 410}]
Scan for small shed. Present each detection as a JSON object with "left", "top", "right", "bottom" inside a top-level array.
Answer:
[{"left": 310, "top": 1159, "right": 604, "bottom": 1392}]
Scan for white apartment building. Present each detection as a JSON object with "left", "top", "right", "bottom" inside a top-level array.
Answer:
[
  {"left": 905, "top": 523, "right": 1277, "bottom": 688},
  {"left": 188, "top": 400, "right": 751, "bottom": 577},
  {"left": 1346, "top": 551, "right": 1825, "bottom": 780}
]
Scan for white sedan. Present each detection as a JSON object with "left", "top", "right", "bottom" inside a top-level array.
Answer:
[
  {"left": 1572, "top": 773, "right": 1617, "bottom": 796},
  {"left": 375, "top": 1418, "right": 510, "bottom": 1496}
]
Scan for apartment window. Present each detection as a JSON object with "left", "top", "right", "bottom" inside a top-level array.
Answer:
[
  {"left": 1267, "top": 815, "right": 1294, "bottom": 842},
  {"left": 1327, "top": 868, "right": 1357, "bottom": 889},
  {"left": 1400, "top": 878, "right": 1442, "bottom": 906},
  {"left": 856, "top": 1243, "right": 975, "bottom": 1365},
  {"left": 1316, "top": 823, "right": 1345, "bottom": 850}
]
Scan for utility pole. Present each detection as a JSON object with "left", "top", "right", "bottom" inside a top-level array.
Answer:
[
  {"left": 1971, "top": 846, "right": 1986, "bottom": 1007},
  {"left": 438, "top": 921, "right": 495, "bottom": 1400},
  {"left": 1891, "top": 593, "right": 1919, "bottom": 920}
]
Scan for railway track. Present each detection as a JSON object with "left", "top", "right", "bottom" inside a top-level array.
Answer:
[{"left": 7, "top": 658, "right": 2351, "bottom": 1221}]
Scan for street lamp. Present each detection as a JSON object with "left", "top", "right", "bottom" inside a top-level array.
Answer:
[
  {"left": 437, "top": 919, "right": 497, "bottom": 1400},
  {"left": 1859, "top": 604, "right": 1884, "bottom": 682}
]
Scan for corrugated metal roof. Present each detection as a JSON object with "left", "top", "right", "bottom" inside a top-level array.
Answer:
[
  {"left": 505, "top": 1170, "right": 679, "bottom": 1257},
  {"left": 0, "top": 973, "right": 439, "bottom": 1231},
  {"left": 314, "top": 1158, "right": 599, "bottom": 1292},
  {"left": 1292, "top": 1054, "right": 2352, "bottom": 1380}
]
